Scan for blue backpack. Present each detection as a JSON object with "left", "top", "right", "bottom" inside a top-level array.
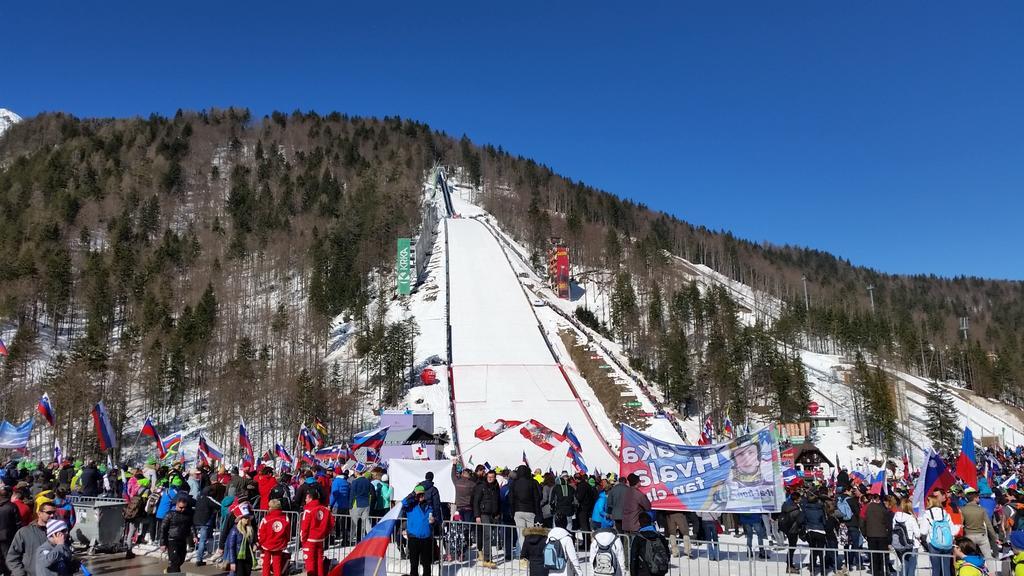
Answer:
[{"left": 927, "top": 508, "right": 954, "bottom": 551}]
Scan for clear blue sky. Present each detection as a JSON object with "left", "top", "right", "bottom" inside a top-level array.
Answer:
[{"left": 3, "top": 1, "right": 1022, "bottom": 279}]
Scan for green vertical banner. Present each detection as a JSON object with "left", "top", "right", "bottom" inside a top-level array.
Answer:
[{"left": 397, "top": 237, "right": 412, "bottom": 295}]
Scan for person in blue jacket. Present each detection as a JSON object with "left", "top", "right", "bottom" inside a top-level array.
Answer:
[
  {"left": 331, "top": 470, "right": 352, "bottom": 544},
  {"left": 155, "top": 476, "right": 183, "bottom": 534},
  {"left": 402, "top": 485, "right": 436, "bottom": 576},
  {"left": 592, "top": 487, "right": 613, "bottom": 529},
  {"left": 350, "top": 472, "right": 373, "bottom": 540}
]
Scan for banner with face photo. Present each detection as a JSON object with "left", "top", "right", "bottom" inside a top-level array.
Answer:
[{"left": 619, "top": 424, "right": 785, "bottom": 513}]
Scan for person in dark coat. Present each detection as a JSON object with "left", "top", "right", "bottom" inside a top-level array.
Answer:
[
  {"left": 779, "top": 492, "right": 804, "bottom": 573},
  {"left": 192, "top": 483, "right": 223, "bottom": 567},
  {"left": 629, "top": 513, "right": 669, "bottom": 576},
  {"left": 0, "top": 487, "right": 21, "bottom": 576},
  {"left": 472, "top": 471, "right": 502, "bottom": 568},
  {"left": 519, "top": 525, "right": 550, "bottom": 576},
  {"left": 160, "top": 496, "right": 194, "bottom": 573},
  {"left": 621, "top": 474, "right": 651, "bottom": 533},
  {"left": 77, "top": 463, "right": 101, "bottom": 497},
  {"left": 801, "top": 493, "right": 827, "bottom": 575},
  {"left": 549, "top": 477, "right": 577, "bottom": 526},
  {"left": 860, "top": 493, "right": 893, "bottom": 576},
  {"left": 510, "top": 465, "right": 543, "bottom": 557}
]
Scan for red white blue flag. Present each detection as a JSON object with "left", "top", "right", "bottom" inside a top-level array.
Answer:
[
  {"left": 141, "top": 418, "right": 164, "bottom": 457},
  {"left": 562, "top": 423, "right": 582, "bottom": 453},
  {"left": 90, "top": 401, "right": 117, "bottom": 452},
  {"left": 329, "top": 505, "right": 403, "bottom": 576},
  {"left": 0, "top": 338, "right": 8, "bottom": 357},
  {"left": 239, "top": 418, "right": 254, "bottom": 461},
  {"left": 198, "top": 434, "right": 224, "bottom": 463},
  {"left": 567, "top": 445, "right": 588, "bottom": 474},
  {"left": 37, "top": 393, "right": 55, "bottom": 427},
  {"left": 351, "top": 427, "right": 389, "bottom": 452},
  {"left": 275, "top": 442, "right": 293, "bottom": 465},
  {"left": 299, "top": 425, "right": 318, "bottom": 451}
]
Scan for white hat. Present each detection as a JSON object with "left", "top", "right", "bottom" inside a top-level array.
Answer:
[
  {"left": 381, "top": 474, "right": 389, "bottom": 482},
  {"left": 46, "top": 519, "right": 67, "bottom": 538}
]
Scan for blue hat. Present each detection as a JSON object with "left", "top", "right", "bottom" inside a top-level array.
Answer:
[{"left": 1011, "top": 531, "right": 1024, "bottom": 551}]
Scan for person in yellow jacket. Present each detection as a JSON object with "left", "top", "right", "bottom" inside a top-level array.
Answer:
[
  {"left": 1009, "top": 531, "right": 1024, "bottom": 576},
  {"left": 953, "top": 537, "right": 987, "bottom": 576}
]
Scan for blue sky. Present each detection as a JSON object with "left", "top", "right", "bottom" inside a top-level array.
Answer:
[{"left": 3, "top": 1, "right": 1022, "bottom": 279}]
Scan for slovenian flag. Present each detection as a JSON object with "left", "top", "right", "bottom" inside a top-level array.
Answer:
[
  {"left": 239, "top": 419, "right": 254, "bottom": 461},
  {"left": 956, "top": 427, "right": 978, "bottom": 489},
  {"left": 568, "top": 445, "right": 588, "bottom": 474},
  {"left": 330, "top": 504, "right": 403, "bottom": 576},
  {"left": 0, "top": 338, "right": 8, "bottom": 357},
  {"left": 315, "top": 444, "right": 349, "bottom": 461},
  {"left": 868, "top": 468, "right": 887, "bottom": 495},
  {"left": 275, "top": 442, "right": 293, "bottom": 465},
  {"left": 198, "top": 434, "right": 224, "bottom": 462},
  {"left": 299, "top": 425, "right": 318, "bottom": 451},
  {"left": 352, "top": 427, "right": 389, "bottom": 451},
  {"left": 300, "top": 452, "right": 317, "bottom": 467},
  {"left": 37, "top": 393, "right": 55, "bottom": 427},
  {"left": 474, "top": 419, "right": 524, "bottom": 441},
  {"left": 90, "top": 401, "right": 118, "bottom": 452},
  {"left": 723, "top": 416, "right": 734, "bottom": 437},
  {"left": 53, "top": 439, "right": 63, "bottom": 464},
  {"left": 912, "top": 448, "right": 957, "bottom": 514},
  {"left": 1001, "top": 474, "right": 1018, "bottom": 490},
  {"left": 562, "top": 423, "right": 582, "bottom": 453}
]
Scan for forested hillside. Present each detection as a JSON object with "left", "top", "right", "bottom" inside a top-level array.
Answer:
[{"left": 0, "top": 109, "right": 1021, "bottom": 456}]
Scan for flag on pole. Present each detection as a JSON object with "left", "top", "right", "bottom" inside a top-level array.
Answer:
[
  {"left": 313, "top": 417, "right": 328, "bottom": 446},
  {"left": 351, "top": 427, "right": 389, "bottom": 452},
  {"left": 275, "top": 442, "right": 293, "bottom": 465},
  {"left": 239, "top": 419, "right": 254, "bottom": 461},
  {"left": 519, "top": 420, "right": 563, "bottom": 451},
  {"left": 299, "top": 425, "right": 318, "bottom": 452},
  {"left": 315, "top": 444, "right": 350, "bottom": 462},
  {"left": 53, "top": 439, "right": 62, "bottom": 464},
  {"left": 562, "top": 423, "right": 582, "bottom": 453},
  {"left": 36, "top": 394, "right": 55, "bottom": 427},
  {"left": 90, "top": 401, "right": 117, "bottom": 452},
  {"left": 141, "top": 418, "right": 165, "bottom": 458},
  {"left": 723, "top": 416, "right": 734, "bottom": 437},
  {"left": 956, "top": 427, "right": 978, "bottom": 489},
  {"left": 868, "top": 469, "right": 887, "bottom": 495},
  {"left": 567, "top": 445, "right": 588, "bottom": 474},
  {"left": 1001, "top": 475, "right": 1018, "bottom": 490},
  {"left": 912, "top": 448, "right": 957, "bottom": 514},
  {"left": 902, "top": 451, "right": 911, "bottom": 481},
  {"left": 198, "top": 434, "right": 224, "bottom": 463},
  {"left": 522, "top": 451, "right": 530, "bottom": 469},
  {"left": 474, "top": 419, "right": 525, "bottom": 441},
  {"left": 329, "top": 505, "right": 403, "bottom": 576},
  {"left": 300, "top": 452, "right": 317, "bottom": 467},
  {"left": 161, "top": 431, "right": 183, "bottom": 458},
  {"left": 699, "top": 417, "right": 714, "bottom": 445}
]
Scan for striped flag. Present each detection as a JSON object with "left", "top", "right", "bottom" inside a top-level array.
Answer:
[
  {"left": 161, "top": 431, "right": 183, "bottom": 458},
  {"left": 329, "top": 505, "right": 402, "bottom": 576},
  {"left": 36, "top": 394, "right": 55, "bottom": 427},
  {"left": 562, "top": 423, "right": 582, "bottom": 453},
  {"left": 239, "top": 419, "right": 254, "bottom": 461},
  {"left": 313, "top": 417, "right": 328, "bottom": 446},
  {"left": 198, "top": 434, "right": 224, "bottom": 463},
  {"left": 351, "top": 427, "right": 389, "bottom": 452},
  {"left": 567, "top": 445, "right": 588, "bottom": 474},
  {"left": 53, "top": 439, "right": 63, "bottom": 464},
  {"left": 299, "top": 425, "right": 318, "bottom": 451},
  {"left": 0, "top": 338, "right": 8, "bottom": 357},
  {"left": 141, "top": 418, "right": 164, "bottom": 458},
  {"left": 90, "top": 401, "right": 117, "bottom": 452},
  {"left": 275, "top": 442, "right": 293, "bottom": 465}
]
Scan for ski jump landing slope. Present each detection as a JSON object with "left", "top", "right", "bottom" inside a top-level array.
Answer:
[{"left": 448, "top": 218, "right": 618, "bottom": 473}]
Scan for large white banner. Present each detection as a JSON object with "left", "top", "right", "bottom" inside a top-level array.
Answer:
[{"left": 388, "top": 459, "right": 456, "bottom": 503}]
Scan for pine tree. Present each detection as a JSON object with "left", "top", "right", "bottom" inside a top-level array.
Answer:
[{"left": 924, "top": 378, "right": 961, "bottom": 454}]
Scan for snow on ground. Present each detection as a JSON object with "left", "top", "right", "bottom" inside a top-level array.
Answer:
[{"left": 447, "top": 217, "right": 619, "bottom": 473}]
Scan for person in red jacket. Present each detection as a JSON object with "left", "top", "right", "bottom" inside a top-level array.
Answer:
[
  {"left": 259, "top": 499, "right": 292, "bottom": 576},
  {"left": 317, "top": 470, "right": 332, "bottom": 506},
  {"left": 257, "top": 466, "right": 278, "bottom": 510},
  {"left": 300, "top": 491, "right": 334, "bottom": 576}
]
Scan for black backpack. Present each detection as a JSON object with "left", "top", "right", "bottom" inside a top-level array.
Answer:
[{"left": 641, "top": 535, "right": 670, "bottom": 576}]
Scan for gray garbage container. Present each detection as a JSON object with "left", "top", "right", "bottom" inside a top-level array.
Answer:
[{"left": 71, "top": 499, "right": 125, "bottom": 551}]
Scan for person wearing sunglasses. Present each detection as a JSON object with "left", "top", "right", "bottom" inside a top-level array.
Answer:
[{"left": 5, "top": 502, "right": 57, "bottom": 576}]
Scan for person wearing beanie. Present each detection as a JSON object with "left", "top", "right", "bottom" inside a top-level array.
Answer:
[
  {"left": 258, "top": 499, "right": 291, "bottom": 576},
  {"left": 33, "top": 519, "right": 78, "bottom": 576},
  {"left": 6, "top": 500, "right": 56, "bottom": 576},
  {"left": 402, "top": 485, "right": 436, "bottom": 576},
  {"left": 1009, "top": 531, "right": 1024, "bottom": 576}
]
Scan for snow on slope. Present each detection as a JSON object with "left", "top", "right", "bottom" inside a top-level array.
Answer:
[
  {"left": 0, "top": 109, "right": 21, "bottom": 138},
  {"left": 447, "top": 217, "right": 619, "bottom": 473}
]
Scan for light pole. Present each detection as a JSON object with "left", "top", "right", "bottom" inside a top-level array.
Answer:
[
  {"left": 802, "top": 275, "right": 809, "bottom": 310},
  {"left": 867, "top": 285, "right": 875, "bottom": 315}
]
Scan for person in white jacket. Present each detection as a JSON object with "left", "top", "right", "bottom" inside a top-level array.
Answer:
[
  {"left": 918, "top": 494, "right": 960, "bottom": 576},
  {"left": 589, "top": 527, "right": 627, "bottom": 576},
  {"left": 892, "top": 499, "right": 922, "bottom": 576},
  {"left": 546, "top": 520, "right": 582, "bottom": 576}
]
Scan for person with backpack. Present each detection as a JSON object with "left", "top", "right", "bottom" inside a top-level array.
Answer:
[
  {"left": 549, "top": 477, "right": 577, "bottom": 530},
  {"left": 193, "top": 482, "right": 224, "bottom": 567},
  {"left": 519, "top": 525, "right": 551, "bottom": 576},
  {"left": 801, "top": 492, "right": 828, "bottom": 575},
  {"left": 629, "top": 513, "right": 669, "bottom": 576},
  {"left": 862, "top": 492, "right": 893, "bottom": 576},
  {"left": 892, "top": 498, "right": 922, "bottom": 576},
  {"left": 779, "top": 491, "right": 804, "bottom": 573},
  {"left": 543, "top": 517, "right": 581, "bottom": 576},
  {"left": 590, "top": 525, "right": 626, "bottom": 576},
  {"left": 953, "top": 537, "right": 986, "bottom": 576},
  {"left": 920, "top": 493, "right": 959, "bottom": 576},
  {"left": 837, "top": 485, "right": 864, "bottom": 572},
  {"left": 961, "top": 487, "right": 999, "bottom": 575},
  {"left": 122, "top": 478, "right": 149, "bottom": 559}
]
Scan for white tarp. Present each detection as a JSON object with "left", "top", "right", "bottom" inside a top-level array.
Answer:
[{"left": 388, "top": 459, "right": 456, "bottom": 503}]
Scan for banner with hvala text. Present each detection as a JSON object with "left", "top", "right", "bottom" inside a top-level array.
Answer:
[{"left": 619, "top": 424, "right": 785, "bottom": 513}]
